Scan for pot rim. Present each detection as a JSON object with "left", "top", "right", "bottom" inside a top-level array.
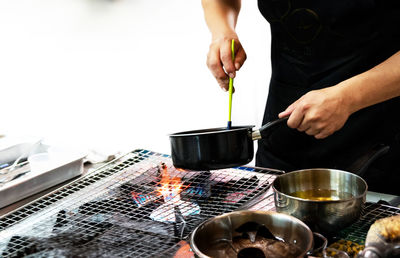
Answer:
[
  {"left": 169, "top": 125, "right": 255, "bottom": 137},
  {"left": 189, "top": 210, "right": 313, "bottom": 258},
  {"left": 272, "top": 168, "right": 368, "bottom": 203}
]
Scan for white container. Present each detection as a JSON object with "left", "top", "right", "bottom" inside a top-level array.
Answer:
[
  {"left": 28, "top": 152, "right": 54, "bottom": 173},
  {"left": 0, "top": 144, "right": 87, "bottom": 208}
]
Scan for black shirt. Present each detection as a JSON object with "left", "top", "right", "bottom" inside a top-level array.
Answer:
[{"left": 256, "top": 0, "right": 400, "bottom": 192}]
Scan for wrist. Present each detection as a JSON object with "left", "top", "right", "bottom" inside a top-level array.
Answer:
[
  {"left": 211, "top": 31, "right": 238, "bottom": 42},
  {"left": 336, "top": 78, "right": 364, "bottom": 115}
]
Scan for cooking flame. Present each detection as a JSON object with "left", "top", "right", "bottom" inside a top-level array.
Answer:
[{"left": 157, "top": 163, "right": 183, "bottom": 202}]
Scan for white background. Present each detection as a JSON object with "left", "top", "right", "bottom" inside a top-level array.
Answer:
[{"left": 0, "top": 0, "right": 271, "bottom": 164}]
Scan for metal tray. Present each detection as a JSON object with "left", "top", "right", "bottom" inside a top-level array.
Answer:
[{"left": 0, "top": 144, "right": 86, "bottom": 208}]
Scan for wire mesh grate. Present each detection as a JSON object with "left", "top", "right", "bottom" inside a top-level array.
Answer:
[
  {"left": 2, "top": 149, "right": 397, "bottom": 257},
  {"left": 0, "top": 149, "right": 280, "bottom": 257},
  {"left": 335, "top": 202, "right": 400, "bottom": 245}
]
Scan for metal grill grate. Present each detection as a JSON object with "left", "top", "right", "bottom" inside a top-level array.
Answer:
[
  {"left": 0, "top": 149, "right": 280, "bottom": 258},
  {"left": 335, "top": 202, "right": 400, "bottom": 244},
  {"left": 250, "top": 195, "right": 400, "bottom": 246}
]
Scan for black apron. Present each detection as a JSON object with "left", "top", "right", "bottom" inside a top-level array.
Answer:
[{"left": 256, "top": 0, "right": 400, "bottom": 195}]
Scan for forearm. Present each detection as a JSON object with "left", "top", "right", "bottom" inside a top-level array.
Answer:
[
  {"left": 279, "top": 51, "right": 400, "bottom": 139},
  {"left": 201, "top": 0, "right": 241, "bottom": 39},
  {"left": 340, "top": 51, "right": 400, "bottom": 114}
]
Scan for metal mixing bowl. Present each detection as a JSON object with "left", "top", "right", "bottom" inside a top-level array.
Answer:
[
  {"left": 272, "top": 169, "right": 368, "bottom": 235},
  {"left": 190, "top": 210, "right": 314, "bottom": 258}
]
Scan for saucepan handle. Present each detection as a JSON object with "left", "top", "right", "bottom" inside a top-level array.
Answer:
[
  {"left": 307, "top": 232, "right": 328, "bottom": 257},
  {"left": 251, "top": 117, "right": 288, "bottom": 140}
]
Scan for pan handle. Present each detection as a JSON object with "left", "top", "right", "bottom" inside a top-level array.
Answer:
[
  {"left": 346, "top": 143, "right": 390, "bottom": 177},
  {"left": 252, "top": 117, "right": 289, "bottom": 140},
  {"left": 308, "top": 232, "right": 328, "bottom": 256}
]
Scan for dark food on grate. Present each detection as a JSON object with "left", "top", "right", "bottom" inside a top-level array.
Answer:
[
  {"left": 2, "top": 216, "right": 177, "bottom": 257},
  {"left": 2, "top": 161, "right": 269, "bottom": 257}
]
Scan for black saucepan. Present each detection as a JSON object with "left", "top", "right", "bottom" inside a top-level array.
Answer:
[{"left": 169, "top": 117, "right": 288, "bottom": 170}]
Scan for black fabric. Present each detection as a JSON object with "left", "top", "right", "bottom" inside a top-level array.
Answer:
[{"left": 256, "top": 0, "right": 400, "bottom": 195}]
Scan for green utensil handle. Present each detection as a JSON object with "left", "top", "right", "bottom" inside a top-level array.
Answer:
[{"left": 228, "top": 39, "right": 235, "bottom": 129}]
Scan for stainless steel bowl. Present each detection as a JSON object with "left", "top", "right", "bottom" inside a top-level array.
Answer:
[
  {"left": 273, "top": 169, "right": 367, "bottom": 235},
  {"left": 190, "top": 210, "right": 314, "bottom": 258}
]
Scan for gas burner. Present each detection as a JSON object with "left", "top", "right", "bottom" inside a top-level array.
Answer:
[{"left": 225, "top": 221, "right": 301, "bottom": 258}]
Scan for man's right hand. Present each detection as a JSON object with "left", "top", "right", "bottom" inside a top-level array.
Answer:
[
  {"left": 201, "top": 0, "right": 245, "bottom": 91},
  {"left": 206, "top": 35, "right": 247, "bottom": 91}
]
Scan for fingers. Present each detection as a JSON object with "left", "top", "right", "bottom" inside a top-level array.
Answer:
[
  {"left": 278, "top": 105, "right": 294, "bottom": 118},
  {"left": 278, "top": 98, "right": 298, "bottom": 118},
  {"left": 288, "top": 112, "right": 329, "bottom": 139},
  {"left": 220, "top": 40, "right": 236, "bottom": 78},
  {"left": 233, "top": 42, "right": 247, "bottom": 71},
  {"left": 305, "top": 127, "right": 321, "bottom": 136},
  {"left": 279, "top": 88, "right": 350, "bottom": 140},
  {"left": 314, "top": 132, "right": 329, "bottom": 139},
  {"left": 206, "top": 37, "right": 246, "bottom": 91},
  {"left": 207, "top": 45, "right": 230, "bottom": 91},
  {"left": 286, "top": 103, "right": 304, "bottom": 129},
  {"left": 287, "top": 107, "right": 326, "bottom": 138},
  {"left": 281, "top": 99, "right": 330, "bottom": 139}
]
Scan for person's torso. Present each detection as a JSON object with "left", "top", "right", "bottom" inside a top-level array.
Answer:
[{"left": 257, "top": 0, "right": 400, "bottom": 169}]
